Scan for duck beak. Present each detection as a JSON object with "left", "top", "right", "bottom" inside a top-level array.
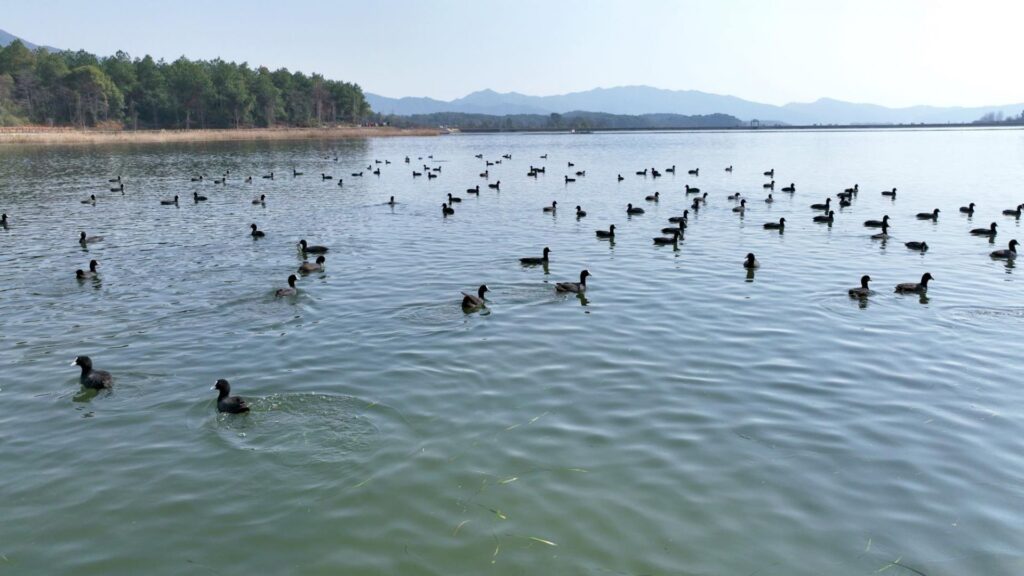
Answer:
[{"left": 69, "top": 359, "right": 77, "bottom": 366}]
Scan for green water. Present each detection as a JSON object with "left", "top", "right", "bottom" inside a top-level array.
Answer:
[{"left": 1, "top": 129, "right": 1023, "bottom": 575}]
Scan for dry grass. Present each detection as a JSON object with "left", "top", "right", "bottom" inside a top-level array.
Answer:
[{"left": 0, "top": 126, "right": 441, "bottom": 146}]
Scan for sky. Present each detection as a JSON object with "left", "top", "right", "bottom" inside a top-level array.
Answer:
[{"left": 3, "top": 0, "right": 1022, "bottom": 108}]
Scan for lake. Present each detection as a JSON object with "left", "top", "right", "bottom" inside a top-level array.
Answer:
[{"left": 1, "top": 128, "right": 1023, "bottom": 575}]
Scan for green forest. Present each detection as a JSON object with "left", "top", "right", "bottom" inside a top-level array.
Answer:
[{"left": 0, "top": 40, "right": 371, "bottom": 129}]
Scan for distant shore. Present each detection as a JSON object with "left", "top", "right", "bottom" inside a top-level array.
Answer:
[{"left": 0, "top": 126, "right": 442, "bottom": 146}]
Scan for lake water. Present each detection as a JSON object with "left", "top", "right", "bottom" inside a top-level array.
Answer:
[{"left": 2, "top": 128, "right": 1023, "bottom": 575}]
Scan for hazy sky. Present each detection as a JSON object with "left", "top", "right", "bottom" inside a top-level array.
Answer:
[{"left": 3, "top": 0, "right": 1022, "bottom": 107}]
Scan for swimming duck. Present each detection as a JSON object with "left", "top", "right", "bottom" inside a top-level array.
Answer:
[
  {"left": 1002, "top": 204, "right": 1023, "bottom": 218},
  {"left": 781, "top": 183, "right": 796, "bottom": 193},
  {"left": 461, "top": 284, "right": 488, "bottom": 311},
  {"left": 696, "top": 192, "right": 709, "bottom": 204},
  {"left": 520, "top": 247, "right": 550, "bottom": 265},
  {"left": 668, "top": 210, "right": 689, "bottom": 223},
  {"left": 466, "top": 185, "right": 480, "bottom": 194},
  {"left": 895, "top": 272, "right": 933, "bottom": 294},
  {"left": 412, "top": 171, "right": 422, "bottom": 177},
  {"left": 596, "top": 225, "right": 616, "bottom": 239},
  {"left": 685, "top": 185, "right": 700, "bottom": 194},
  {"left": 488, "top": 181, "right": 500, "bottom": 190},
  {"left": 732, "top": 199, "right": 747, "bottom": 213},
  {"left": 810, "top": 198, "right": 831, "bottom": 211},
  {"left": 262, "top": 172, "right": 274, "bottom": 179},
  {"left": 556, "top": 270, "right": 591, "bottom": 293},
  {"left": 108, "top": 176, "right": 121, "bottom": 183},
  {"left": 839, "top": 197, "right": 851, "bottom": 207},
  {"left": 864, "top": 215, "right": 890, "bottom": 228},
  {"left": 870, "top": 223, "right": 891, "bottom": 239},
  {"left": 110, "top": 183, "right": 124, "bottom": 193},
  {"left": 321, "top": 173, "right": 333, "bottom": 180},
  {"left": 76, "top": 259, "right": 99, "bottom": 279},
  {"left": 193, "top": 192, "right": 208, "bottom": 202},
  {"left": 688, "top": 168, "right": 699, "bottom": 176},
  {"left": 661, "top": 221, "right": 686, "bottom": 235},
  {"left": 212, "top": 379, "right": 250, "bottom": 413},
  {"left": 845, "top": 184, "right": 860, "bottom": 194},
  {"left": 743, "top": 253, "right": 760, "bottom": 269},
  {"left": 848, "top": 275, "right": 872, "bottom": 298},
  {"left": 970, "top": 222, "right": 998, "bottom": 236},
  {"left": 666, "top": 165, "right": 676, "bottom": 173},
  {"left": 442, "top": 203, "right": 455, "bottom": 216},
  {"left": 626, "top": 203, "right": 645, "bottom": 215},
  {"left": 617, "top": 174, "right": 624, "bottom": 181},
  {"left": 448, "top": 193, "right": 462, "bottom": 203},
  {"left": 813, "top": 210, "right": 835, "bottom": 223},
  {"left": 160, "top": 195, "right": 179, "bottom": 205},
  {"left": 881, "top": 188, "right": 897, "bottom": 197},
  {"left": 191, "top": 175, "right": 204, "bottom": 182},
  {"left": 427, "top": 172, "right": 438, "bottom": 179},
  {"left": 636, "top": 169, "right": 648, "bottom": 176},
  {"left": 79, "top": 231, "right": 103, "bottom": 244},
  {"left": 565, "top": 175, "right": 576, "bottom": 183},
  {"left": 959, "top": 202, "right": 976, "bottom": 214},
  {"left": 763, "top": 169, "right": 774, "bottom": 177},
  {"left": 645, "top": 192, "right": 660, "bottom": 202},
  {"left": 763, "top": 217, "right": 785, "bottom": 230},
  {"left": 990, "top": 239, "right": 1019, "bottom": 259},
  {"left": 916, "top": 208, "right": 940, "bottom": 220},
  {"left": 905, "top": 241, "right": 928, "bottom": 251},
  {"left": 81, "top": 194, "right": 96, "bottom": 204},
  {"left": 250, "top": 224, "right": 265, "bottom": 238},
  {"left": 727, "top": 192, "right": 741, "bottom": 200},
  {"left": 71, "top": 356, "right": 113, "bottom": 389},
  {"left": 653, "top": 230, "right": 681, "bottom": 245},
  {"left": 576, "top": 206, "right": 587, "bottom": 218},
  {"left": 298, "top": 255, "right": 326, "bottom": 274},
  {"left": 245, "top": 176, "right": 253, "bottom": 183},
  {"left": 248, "top": 194, "right": 265, "bottom": 205},
  {"left": 725, "top": 165, "right": 733, "bottom": 172},
  {"left": 1, "top": 213, "right": 7, "bottom": 227},
  {"left": 480, "top": 170, "right": 489, "bottom": 178},
  {"left": 297, "top": 239, "right": 328, "bottom": 254},
  {"left": 275, "top": 275, "right": 298, "bottom": 297},
  {"left": 763, "top": 180, "right": 775, "bottom": 189},
  {"left": 543, "top": 201, "right": 557, "bottom": 213},
  {"left": 387, "top": 196, "right": 396, "bottom": 206},
  {"left": 764, "top": 194, "right": 774, "bottom": 203}
]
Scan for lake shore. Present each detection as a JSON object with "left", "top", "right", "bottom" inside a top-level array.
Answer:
[{"left": 0, "top": 126, "right": 442, "bottom": 146}]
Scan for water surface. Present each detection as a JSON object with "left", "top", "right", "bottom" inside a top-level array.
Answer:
[{"left": 2, "top": 129, "right": 1024, "bottom": 575}]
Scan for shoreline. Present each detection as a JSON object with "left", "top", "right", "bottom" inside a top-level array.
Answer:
[{"left": 0, "top": 126, "right": 442, "bottom": 146}]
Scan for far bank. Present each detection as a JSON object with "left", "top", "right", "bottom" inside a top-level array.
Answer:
[{"left": 0, "top": 126, "right": 443, "bottom": 147}]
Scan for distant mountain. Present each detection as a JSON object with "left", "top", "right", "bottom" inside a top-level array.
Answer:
[
  {"left": 368, "top": 86, "right": 1024, "bottom": 126},
  {"left": 0, "top": 28, "right": 59, "bottom": 52}
]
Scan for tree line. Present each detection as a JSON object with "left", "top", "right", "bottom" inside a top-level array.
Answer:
[
  {"left": 378, "top": 110, "right": 744, "bottom": 132},
  {"left": 0, "top": 40, "right": 371, "bottom": 129},
  {"left": 973, "top": 110, "right": 1024, "bottom": 125}
]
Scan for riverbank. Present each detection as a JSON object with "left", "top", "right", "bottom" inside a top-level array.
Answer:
[{"left": 0, "top": 126, "right": 442, "bottom": 146}]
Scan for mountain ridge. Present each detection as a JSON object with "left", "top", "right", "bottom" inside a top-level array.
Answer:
[
  {"left": 368, "top": 86, "right": 1024, "bottom": 126},
  {"left": 0, "top": 28, "right": 60, "bottom": 53}
]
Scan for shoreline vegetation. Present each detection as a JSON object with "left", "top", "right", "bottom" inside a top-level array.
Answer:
[{"left": 0, "top": 125, "right": 441, "bottom": 146}]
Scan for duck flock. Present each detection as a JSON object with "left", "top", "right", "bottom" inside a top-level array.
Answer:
[{"left": 4, "top": 149, "right": 1019, "bottom": 411}]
